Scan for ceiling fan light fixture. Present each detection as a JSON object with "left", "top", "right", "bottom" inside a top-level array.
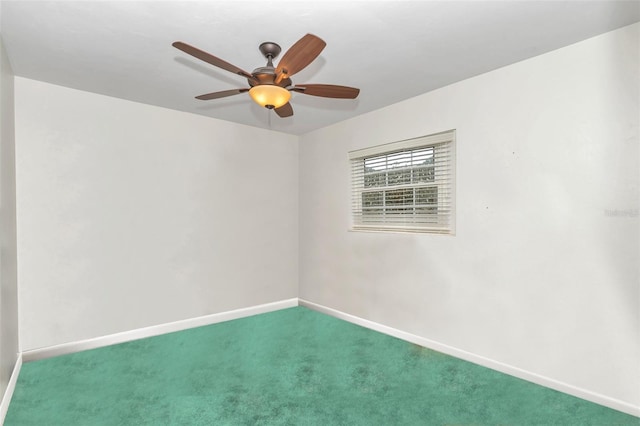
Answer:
[
  {"left": 249, "top": 85, "right": 291, "bottom": 109},
  {"left": 173, "top": 34, "right": 358, "bottom": 118}
]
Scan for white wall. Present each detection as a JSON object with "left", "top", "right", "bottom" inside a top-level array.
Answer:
[
  {"left": 15, "top": 78, "right": 298, "bottom": 350},
  {"left": 299, "top": 23, "right": 639, "bottom": 408},
  {"left": 0, "top": 3, "right": 20, "bottom": 402}
]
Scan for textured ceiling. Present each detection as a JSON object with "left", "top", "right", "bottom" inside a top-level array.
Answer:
[{"left": 2, "top": 1, "right": 639, "bottom": 135}]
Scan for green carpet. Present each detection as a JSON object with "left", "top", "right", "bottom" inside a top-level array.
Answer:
[{"left": 5, "top": 307, "right": 638, "bottom": 425}]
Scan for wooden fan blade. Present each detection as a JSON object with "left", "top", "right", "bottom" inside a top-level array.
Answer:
[
  {"left": 275, "top": 102, "right": 294, "bottom": 118},
  {"left": 291, "top": 84, "right": 360, "bottom": 99},
  {"left": 195, "top": 88, "right": 249, "bottom": 100},
  {"left": 173, "top": 41, "right": 254, "bottom": 80},
  {"left": 275, "top": 34, "right": 326, "bottom": 78}
]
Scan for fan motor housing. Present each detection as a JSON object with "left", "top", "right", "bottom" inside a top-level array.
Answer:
[
  {"left": 249, "top": 67, "right": 291, "bottom": 88},
  {"left": 250, "top": 42, "right": 291, "bottom": 88}
]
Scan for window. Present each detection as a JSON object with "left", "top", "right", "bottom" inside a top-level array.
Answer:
[{"left": 349, "top": 130, "right": 455, "bottom": 234}]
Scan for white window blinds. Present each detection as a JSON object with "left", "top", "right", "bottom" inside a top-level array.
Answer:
[{"left": 349, "top": 130, "right": 455, "bottom": 234}]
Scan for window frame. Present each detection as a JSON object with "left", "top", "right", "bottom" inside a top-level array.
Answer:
[{"left": 349, "top": 130, "right": 456, "bottom": 235}]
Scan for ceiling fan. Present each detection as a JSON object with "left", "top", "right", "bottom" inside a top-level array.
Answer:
[{"left": 172, "top": 34, "right": 360, "bottom": 118}]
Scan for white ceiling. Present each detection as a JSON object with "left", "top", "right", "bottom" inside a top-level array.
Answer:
[{"left": 2, "top": 1, "right": 639, "bottom": 135}]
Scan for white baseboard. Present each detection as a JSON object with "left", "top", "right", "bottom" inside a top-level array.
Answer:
[
  {"left": 0, "top": 353, "right": 22, "bottom": 424},
  {"left": 22, "top": 298, "right": 298, "bottom": 363},
  {"left": 298, "top": 298, "right": 640, "bottom": 418}
]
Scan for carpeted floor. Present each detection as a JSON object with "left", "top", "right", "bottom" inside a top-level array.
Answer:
[{"left": 5, "top": 307, "right": 638, "bottom": 425}]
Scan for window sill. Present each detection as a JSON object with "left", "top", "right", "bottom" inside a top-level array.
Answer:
[{"left": 349, "top": 226, "right": 454, "bottom": 236}]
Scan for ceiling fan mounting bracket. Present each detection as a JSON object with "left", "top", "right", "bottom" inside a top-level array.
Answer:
[{"left": 259, "top": 42, "right": 281, "bottom": 61}]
